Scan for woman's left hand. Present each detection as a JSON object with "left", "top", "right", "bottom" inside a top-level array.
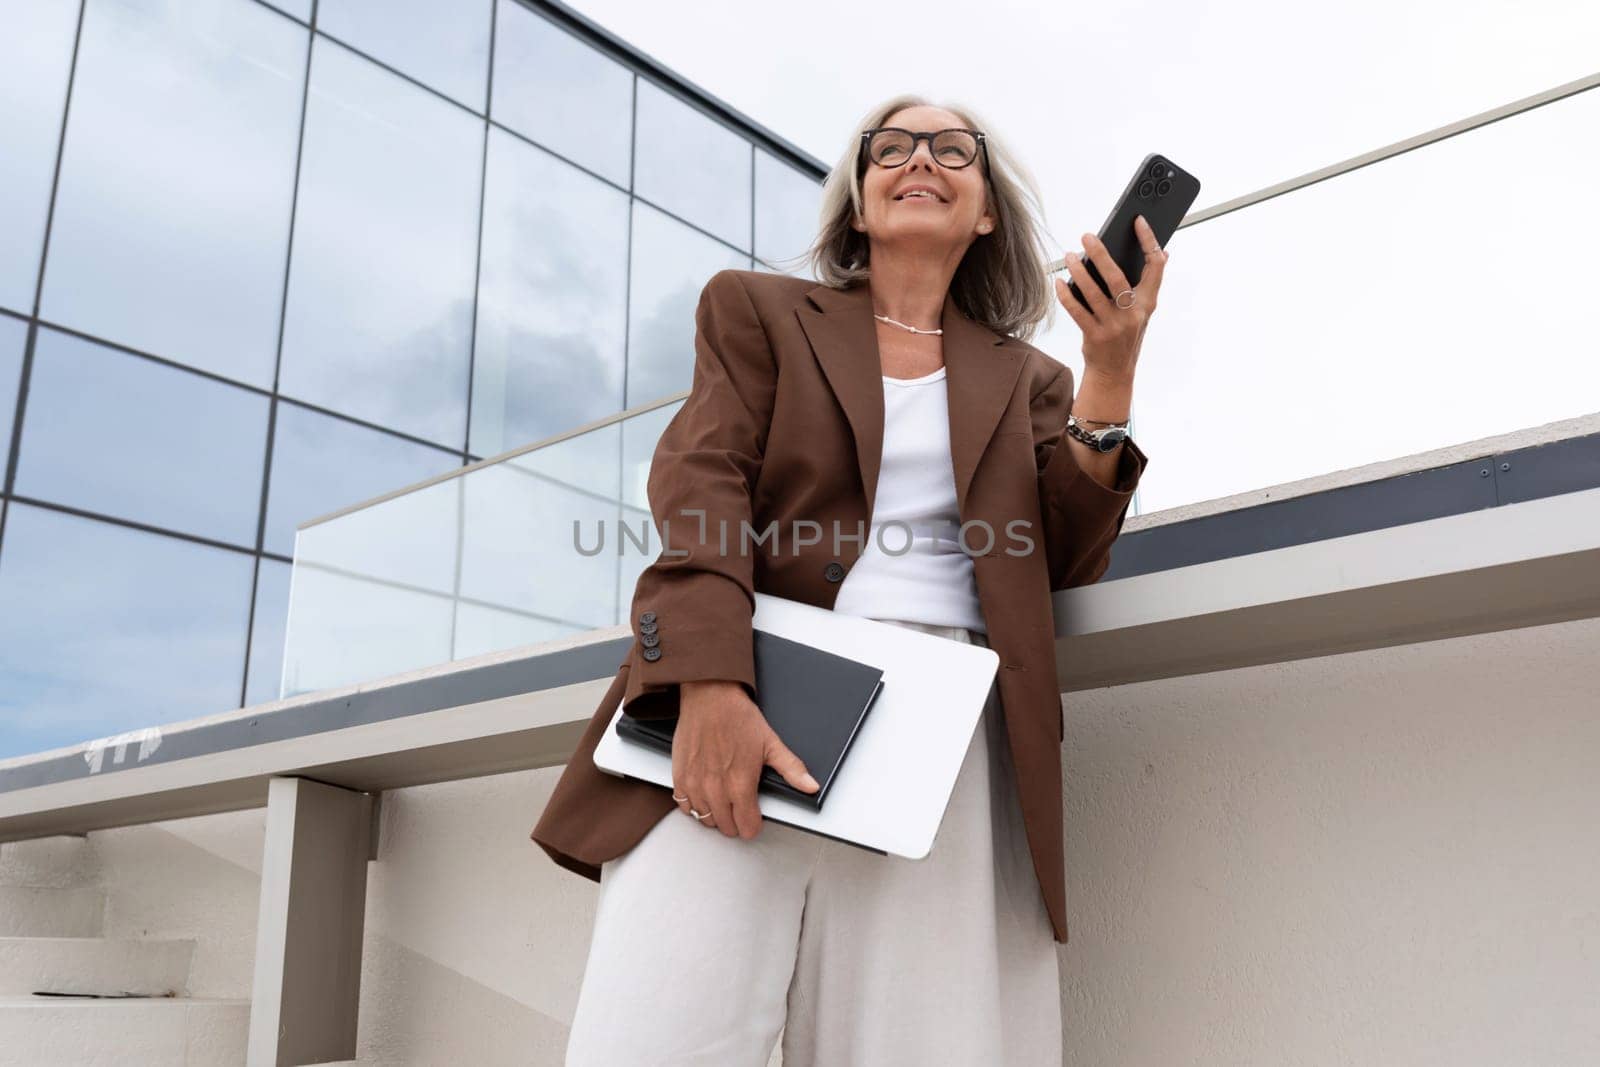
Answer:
[{"left": 1053, "top": 214, "right": 1168, "bottom": 384}]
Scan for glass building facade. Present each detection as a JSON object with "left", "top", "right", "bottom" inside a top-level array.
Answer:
[{"left": 0, "top": 0, "right": 825, "bottom": 760}]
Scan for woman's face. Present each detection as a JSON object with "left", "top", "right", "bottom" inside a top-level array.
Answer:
[{"left": 852, "top": 105, "right": 994, "bottom": 256}]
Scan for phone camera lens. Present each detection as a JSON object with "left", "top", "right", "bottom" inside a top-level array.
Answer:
[
  {"left": 1156, "top": 178, "right": 1172, "bottom": 196},
  {"left": 1148, "top": 162, "right": 1169, "bottom": 180},
  {"left": 1138, "top": 179, "right": 1155, "bottom": 198}
]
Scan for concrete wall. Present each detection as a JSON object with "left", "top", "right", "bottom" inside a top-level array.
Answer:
[{"left": 36, "top": 614, "right": 1598, "bottom": 1065}]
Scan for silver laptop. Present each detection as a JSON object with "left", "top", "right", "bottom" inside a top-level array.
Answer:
[{"left": 592, "top": 592, "right": 999, "bottom": 860}]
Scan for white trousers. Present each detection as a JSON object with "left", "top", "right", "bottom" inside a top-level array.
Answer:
[{"left": 565, "top": 619, "right": 1063, "bottom": 1066}]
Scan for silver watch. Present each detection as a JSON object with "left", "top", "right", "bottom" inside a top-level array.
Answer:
[{"left": 1065, "top": 413, "right": 1129, "bottom": 453}]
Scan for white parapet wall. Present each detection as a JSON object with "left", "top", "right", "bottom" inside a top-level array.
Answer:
[{"left": 4, "top": 612, "right": 1592, "bottom": 1065}]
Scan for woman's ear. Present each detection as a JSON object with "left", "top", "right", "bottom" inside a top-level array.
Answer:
[{"left": 977, "top": 195, "right": 997, "bottom": 235}]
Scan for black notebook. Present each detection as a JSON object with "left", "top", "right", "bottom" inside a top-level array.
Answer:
[{"left": 615, "top": 630, "right": 886, "bottom": 811}]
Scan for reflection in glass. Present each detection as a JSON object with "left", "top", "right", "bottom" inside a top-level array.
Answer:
[
  {"left": 755, "top": 149, "right": 823, "bottom": 276},
  {"left": 279, "top": 37, "right": 482, "bottom": 448},
  {"left": 470, "top": 128, "right": 628, "bottom": 457},
  {"left": 492, "top": 0, "right": 633, "bottom": 188},
  {"left": 459, "top": 422, "right": 621, "bottom": 634},
  {"left": 0, "top": 317, "right": 25, "bottom": 475},
  {"left": 316, "top": 0, "right": 492, "bottom": 112},
  {"left": 634, "top": 80, "right": 752, "bottom": 250},
  {"left": 626, "top": 203, "right": 750, "bottom": 406},
  {"left": 0, "top": 0, "right": 78, "bottom": 314},
  {"left": 264, "top": 400, "right": 463, "bottom": 559},
  {"left": 0, "top": 503, "right": 253, "bottom": 761},
  {"left": 245, "top": 558, "right": 292, "bottom": 706},
  {"left": 39, "top": 0, "right": 305, "bottom": 387},
  {"left": 14, "top": 329, "right": 269, "bottom": 547}
]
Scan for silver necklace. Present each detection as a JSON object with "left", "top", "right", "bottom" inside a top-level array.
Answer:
[{"left": 874, "top": 313, "right": 942, "bottom": 336}]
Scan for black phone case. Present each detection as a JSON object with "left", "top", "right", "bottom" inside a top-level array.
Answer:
[{"left": 1066, "top": 153, "right": 1201, "bottom": 309}]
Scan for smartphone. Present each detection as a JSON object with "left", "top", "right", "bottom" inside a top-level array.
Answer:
[{"left": 1064, "top": 153, "right": 1201, "bottom": 310}]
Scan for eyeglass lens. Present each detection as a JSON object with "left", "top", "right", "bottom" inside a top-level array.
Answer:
[{"left": 870, "top": 129, "right": 978, "bottom": 168}]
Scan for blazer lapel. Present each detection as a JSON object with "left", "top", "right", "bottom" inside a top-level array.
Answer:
[
  {"left": 796, "top": 282, "right": 885, "bottom": 512},
  {"left": 796, "top": 280, "right": 1026, "bottom": 520},
  {"left": 939, "top": 290, "right": 1026, "bottom": 517}
]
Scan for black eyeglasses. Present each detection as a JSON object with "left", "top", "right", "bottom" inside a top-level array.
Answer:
[{"left": 860, "top": 127, "right": 992, "bottom": 182}]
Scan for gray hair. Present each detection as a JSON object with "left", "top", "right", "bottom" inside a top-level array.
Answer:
[{"left": 771, "top": 93, "right": 1061, "bottom": 344}]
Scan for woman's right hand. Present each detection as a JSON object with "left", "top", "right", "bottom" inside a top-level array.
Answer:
[{"left": 672, "top": 679, "right": 819, "bottom": 838}]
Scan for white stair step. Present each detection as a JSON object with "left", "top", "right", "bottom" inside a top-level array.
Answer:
[
  {"left": 0, "top": 994, "right": 249, "bottom": 1066},
  {"left": 0, "top": 936, "right": 195, "bottom": 996},
  {"left": 0, "top": 886, "right": 105, "bottom": 937},
  {"left": 0, "top": 835, "right": 91, "bottom": 889}
]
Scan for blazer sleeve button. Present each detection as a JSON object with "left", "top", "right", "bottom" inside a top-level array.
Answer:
[
  {"left": 640, "top": 632, "right": 660, "bottom": 648},
  {"left": 639, "top": 620, "right": 658, "bottom": 636},
  {"left": 642, "top": 646, "right": 662, "bottom": 662},
  {"left": 639, "top": 610, "right": 657, "bottom": 625},
  {"left": 823, "top": 561, "right": 846, "bottom": 582}
]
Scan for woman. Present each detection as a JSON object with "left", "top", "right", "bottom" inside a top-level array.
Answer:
[{"left": 533, "top": 92, "right": 1164, "bottom": 1065}]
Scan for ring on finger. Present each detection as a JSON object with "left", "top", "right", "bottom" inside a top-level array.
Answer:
[{"left": 674, "top": 792, "right": 712, "bottom": 822}]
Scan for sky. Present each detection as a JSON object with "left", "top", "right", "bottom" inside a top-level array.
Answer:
[{"left": 564, "top": 0, "right": 1600, "bottom": 514}]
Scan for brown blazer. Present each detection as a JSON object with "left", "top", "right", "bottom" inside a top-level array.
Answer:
[{"left": 531, "top": 267, "right": 1148, "bottom": 944}]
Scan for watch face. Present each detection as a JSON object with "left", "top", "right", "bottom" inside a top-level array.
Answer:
[{"left": 1096, "top": 427, "right": 1128, "bottom": 452}]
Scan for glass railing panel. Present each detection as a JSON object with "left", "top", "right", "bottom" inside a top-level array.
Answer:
[
  {"left": 455, "top": 422, "right": 623, "bottom": 643},
  {"left": 281, "top": 475, "right": 462, "bottom": 697},
  {"left": 282, "top": 403, "right": 683, "bottom": 699},
  {"left": 1028, "top": 83, "right": 1600, "bottom": 511}
]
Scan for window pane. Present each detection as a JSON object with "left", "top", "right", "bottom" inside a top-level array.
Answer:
[
  {"left": 261, "top": 0, "right": 309, "bottom": 20},
  {"left": 0, "top": 318, "right": 25, "bottom": 476},
  {"left": 13, "top": 329, "right": 270, "bottom": 547},
  {"left": 634, "top": 80, "right": 751, "bottom": 250},
  {"left": 0, "top": 503, "right": 253, "bottom": 761},
  {"left": 625, "top": 202, "right": 750, "bottom": 406},
  {"left": 317, "top": 0, "right": 491, "bottom": 112},
  {"left": 264, "top": 401, "right": 462, "bottom": 558},
  {"left": 245, "top": 557, "right": 291, "bottom": 706},
  {"left": 491, "top": 0, "right": 632, "bottom": 188},
  {"left": 755, "top": 149, "right": 823, "bottom": 275},
  {"left": 39, "top": 0, "right": 306, "bottom": 387},
  {"left": 469, "top": 128, "right": 628, "bottom": 458},
  {"left": 279, "top": 37, "right": 482, "bottom": 448},
  {"left": 0, "top": 0, "right": 78, "bottom": 314}
]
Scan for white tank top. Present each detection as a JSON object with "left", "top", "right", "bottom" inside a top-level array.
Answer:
[{"left": 830, "top": 365, "right": 987, "bottom": 634}]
